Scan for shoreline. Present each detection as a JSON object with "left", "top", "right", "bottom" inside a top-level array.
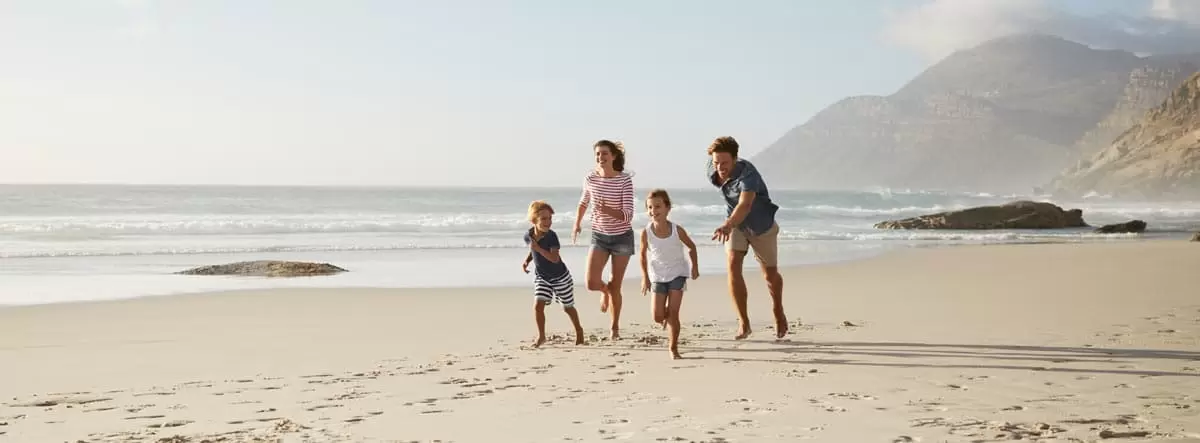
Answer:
[
  {"left": 0, "top": 234, "right": 1184, "bottom": 309},
  {"left": 2, "top": 240, "right": 1198, "bottom": 441}
]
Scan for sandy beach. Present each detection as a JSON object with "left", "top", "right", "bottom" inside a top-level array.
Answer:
[{"left": 2, "top": 241, "right": 1198, "bottom": 442}]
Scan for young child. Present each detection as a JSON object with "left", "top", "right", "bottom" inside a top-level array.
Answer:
[
  {"left": 638, "top": 189, "right": 700, "bottom": 359},
  {"left": 522, "top": 200, "right": 585, "bottom": 348}
]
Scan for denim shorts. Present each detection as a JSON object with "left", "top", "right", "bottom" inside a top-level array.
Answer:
[
  {"left": 590, "top": 229, "right": 635, "bottom": 256},
  {"left": 652, "top": 276, "right": 688, "bottom": 294}
]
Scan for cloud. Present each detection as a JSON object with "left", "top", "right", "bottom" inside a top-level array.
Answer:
[{"left": 882, "top": 0, "right": 1200, "bottom": 62}]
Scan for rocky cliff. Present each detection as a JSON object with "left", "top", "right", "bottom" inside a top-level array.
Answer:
[
  {"left": 1048, "top": 72, "right": 1200, "bottom": 199},
  {"left": 752, "top": 34, "right": 1200, "bottom": 193}
]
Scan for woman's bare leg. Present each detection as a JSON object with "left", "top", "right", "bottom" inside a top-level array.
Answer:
[
  {"left": 606, "top": 255, "right": 631, "bottom": 339},
  {"left": 585, "top": 248, "right": 612, "bottom": 312}
]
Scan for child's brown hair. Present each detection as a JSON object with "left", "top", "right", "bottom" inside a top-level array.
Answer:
[
  {"left": 527, "top": 200, "right": 555, "bottom": 240},
  {"left": 646, "top": 189, "right": 672, "bottom": 208}
]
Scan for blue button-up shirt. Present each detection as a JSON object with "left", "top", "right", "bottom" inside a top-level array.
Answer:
[{"left": 707, "top": 158, "right": 779, "bottom": 236}]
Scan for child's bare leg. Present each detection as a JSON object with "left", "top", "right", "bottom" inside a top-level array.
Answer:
[
  {"left": 564, "top": 306, "right": 585, "bottom": 345},
  {"left": 667, "top": 290, "right": 684, "bottom": 359},
  {"left": 532, "top": 300, "right": 547, "bottom": 348},
  {"left": 652, "top": 292, "right": 668, "bottom": 328}
]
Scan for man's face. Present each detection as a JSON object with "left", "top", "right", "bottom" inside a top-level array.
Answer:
[{"left": 711, "top": 152, "right": 736, "bottom": 182}]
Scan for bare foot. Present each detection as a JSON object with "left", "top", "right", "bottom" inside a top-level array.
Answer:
[
  {"left": 775, "top": 320, "right": 789, "bottom": 339},
  {"left": 532, "top": 336, "right": 546, "bottom": 348},
  {"left": 599, "top": 287, "right": 610, "bottom": 313},
  {"left": 670, "top": 348, "right": 682, "bottom": 360},
  {"left": 660, "top": 320, "right": 667, "bottom": 329},
  {"left": 575, "top": 336, "right": 585, "bottom": 345},
  {"left": 734, "top": 324, "right": 752, "bottom": 340},
  {"left": 610, "top": 329, "right": 621, "bottom": 340}
]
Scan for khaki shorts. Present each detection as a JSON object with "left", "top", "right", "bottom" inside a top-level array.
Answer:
[{"left": 726, "top": 222, "right": 780, "bottom": 267}]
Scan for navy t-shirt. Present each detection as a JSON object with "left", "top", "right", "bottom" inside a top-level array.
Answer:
[
  {"left": 524, "top": 229, "right": 569, "bottom": 280},
  {"left": 706, "top": 158, "right": 779, "bottom": 236}
]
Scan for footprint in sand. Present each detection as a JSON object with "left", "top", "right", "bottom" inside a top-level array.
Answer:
[
  {"left": 146, "top": 419, "right": 193, "bottom": 429},
  {"left": 304, "top": 404, "right": 343, "bottom": 412},
  {"left": 124, "top": 414, "right": 166, "bottom": 420},
  {"left": 11, "top": 395, "right": 113, "bottom": 408}
]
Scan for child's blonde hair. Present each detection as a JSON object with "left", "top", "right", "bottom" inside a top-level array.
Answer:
[
  {"left": 527, "top": 200, "right": 555, "bottom": 240},
  {"left": 646, "top": 189, "right": 672, "bottom": 208}
]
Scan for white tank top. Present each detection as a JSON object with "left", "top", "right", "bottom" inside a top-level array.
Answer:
[{"left": 646, "top": 222, "right": 689, "bottom": 283}]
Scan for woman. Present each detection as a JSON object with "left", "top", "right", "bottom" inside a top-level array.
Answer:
[{"left": 573, "top": 139, "right": 635, "bottom": 340}]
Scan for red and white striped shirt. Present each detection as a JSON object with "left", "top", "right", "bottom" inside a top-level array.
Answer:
[{"left": 579, "top": 172, "right": 634, "bottom": 235}]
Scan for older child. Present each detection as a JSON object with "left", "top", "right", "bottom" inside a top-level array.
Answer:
[
  {"left": 522, "top": 200, "right": 585, "bottom": 348},
  {"left": 638, "top": 189, "right": 699, "bottom": 359}
]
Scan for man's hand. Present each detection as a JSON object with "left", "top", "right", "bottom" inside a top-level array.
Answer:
[{"left": 711, "top": 221, "right": 733, "bottom": 243}]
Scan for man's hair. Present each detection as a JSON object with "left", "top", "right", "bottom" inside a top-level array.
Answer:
[
  {"left": 646, "top": 188, "right": 672, "bottom": 208},
  {"left": 706, "top": 136, "right": 739, "bottom": 157}
]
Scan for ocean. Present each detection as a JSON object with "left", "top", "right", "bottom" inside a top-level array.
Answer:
[{"left": 3, "top": 184, "right": 1199, "bottom": 306}]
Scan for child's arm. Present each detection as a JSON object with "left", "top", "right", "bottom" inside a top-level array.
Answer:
[
  {"left": 638, "top": 229, "right": 650, "bottom": 295},
  {"left": 522, "top": 252, "right": 533, "bottom": 273},
  {"left": 677, "top": 225, "right": 700, "bottom": 279},
  {"left": 531, "top": 232, "right": 562, "bottom": 263}
]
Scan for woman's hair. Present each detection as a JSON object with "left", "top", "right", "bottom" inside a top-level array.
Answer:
[
  {"left": 527, "top": 200, "right": 555, "bottom": 239},
  {"left": 594, "top": 139, "right": 626, "bottom": 172},
  {"left": 646, "top": 188, "right": 672, "bottom": 208}
]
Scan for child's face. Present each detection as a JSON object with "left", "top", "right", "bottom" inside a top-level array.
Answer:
[
  {"left": 534, "top": 209, "right": 553, "bottom": 231},
  {"left": 646, "top": 197, "right": 669, "bottom": 221}
]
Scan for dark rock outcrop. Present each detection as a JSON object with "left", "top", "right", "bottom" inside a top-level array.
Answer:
[
  {"left": 176, "top": 261, "right": 348, "bottom": 277},
  {"left": 1093, "top": 220, "right": 1147, "bottom": 234},
  {"left": 874, "top": 200, "right": 1087, "bottom": 230}
]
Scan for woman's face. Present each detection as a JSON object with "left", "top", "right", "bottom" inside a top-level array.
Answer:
[{"left": 594, "top": 145, "right": 614, "bottom": 169}]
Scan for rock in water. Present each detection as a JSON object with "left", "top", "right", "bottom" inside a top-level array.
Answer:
[
  {"left": 874, "top": 200, "right": 1087, "bottom": 230},
  {"left": 176, "top": 261, "right": 348, "bottom": 278},
  {"left": 1093, "top": 220, "right": 1147, "bottom": 233}
]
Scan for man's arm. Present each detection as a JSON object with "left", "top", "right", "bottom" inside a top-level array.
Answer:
[{"left": 723, "top": 191, "right": 756, "bottom": 228}]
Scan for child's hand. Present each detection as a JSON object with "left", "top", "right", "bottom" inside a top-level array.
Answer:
[
  {"left": 691, "top": 267, "right": 700, "bottom": 280},
  {"left": 522, "top": 261, "right": 530, "bottom": 274},
  {"left": 641, "top": 278, "right": 650, "bottom": 296}
]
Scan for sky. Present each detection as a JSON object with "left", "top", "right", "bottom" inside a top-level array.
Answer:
[{"left": 2, "top": 0, "right": 1198, "bottom": 189}]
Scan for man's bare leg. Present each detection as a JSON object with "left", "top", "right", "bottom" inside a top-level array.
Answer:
[
  {"left": 607, "top": 255, "right": 631, "bottom": 340},
  {"left": 585, "top": 248, "right": 612, "bottom": 313},
  {"left": 667, "top": 290, "right": 684, "bottom": 359},
  {"left": 564, "top": 306, "right": 585, "bottom": 345},
  {"left": 727, "top": 251, "right": 751, "bottom": 339},
  {"left": 762, "top": 265, "right": 787, "bottom": 339},
  {"left": 532, "top": 300, "right": 547, "bottom": 348}
]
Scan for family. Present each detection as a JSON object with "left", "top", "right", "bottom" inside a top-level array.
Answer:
[{"left": 522, "top": 136, "right": 788, "bottom": 359}]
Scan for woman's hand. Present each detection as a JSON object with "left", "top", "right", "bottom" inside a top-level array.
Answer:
[{"left": 641, "top": 277, "right": 651, "bottom": 296}]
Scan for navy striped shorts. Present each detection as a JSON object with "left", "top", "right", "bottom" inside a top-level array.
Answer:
[{"left": 534, "top": 273, "right": 576, "bottom": 308}]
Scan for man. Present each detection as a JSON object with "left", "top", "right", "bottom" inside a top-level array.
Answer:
[{"left": 705, "top": 136, "right": 787, "bottom": 340}]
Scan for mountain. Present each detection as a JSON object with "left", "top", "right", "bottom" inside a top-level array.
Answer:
[
  {"left": 752, "top": 34, "right": 1200, "bottom": 193},
  {"left": 1048, "top": 72, "right": 1200, "bottom": 199}
]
